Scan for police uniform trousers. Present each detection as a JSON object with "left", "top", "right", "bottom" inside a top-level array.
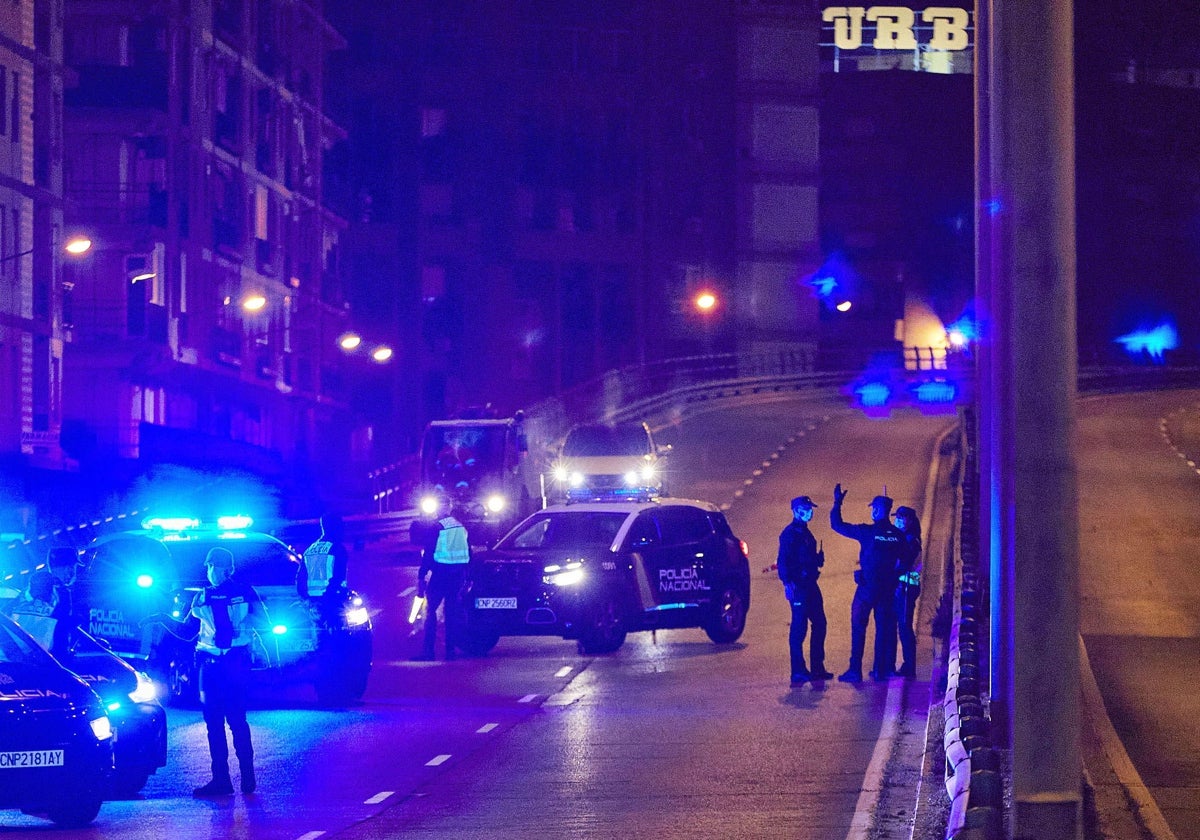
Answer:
[
  {"left": 788, "top": 581, "right": 827, "bottom": 676},
  {"left": 199, "top": 645, "right": 253, "bottom": 779},
  {"left": 849, "top": 584, "right": 898, "bottom": 677},
  {"left": 423, "top": 564, "right": 467, "bottom": 658},
  {"left": 895, "top": 582, "right": 920, "bottom": 674}
]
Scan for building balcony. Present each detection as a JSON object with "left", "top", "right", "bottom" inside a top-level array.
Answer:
[{"left": 65, "top": 63, "right": 169, "bottom": 110}]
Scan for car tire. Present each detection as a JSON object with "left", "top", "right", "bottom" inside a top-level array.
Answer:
[
  {"left": 46, "top": 787, "right": 103, "bottom": 827},
  {"left": 577, "top": 596, "right": 626, "bottom": 654},
  {"left": 704, "top": 582, "right": 748, "bottom": 644},
  {"left": 109, "top": 766, "right": 152, "bottom": 799}
]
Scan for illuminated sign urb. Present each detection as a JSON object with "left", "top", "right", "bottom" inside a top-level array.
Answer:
[{"left": 823, "top": 6, "right": 972, "bottom": 51}]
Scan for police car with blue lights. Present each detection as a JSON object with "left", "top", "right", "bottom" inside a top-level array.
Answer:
[
  {"left": 0, "top": 612, "right": 114, "bottom": 827},
  {"left": 77, "top": 516, "right": 373, "bottom": 706},
  {"left": 463, "top": 496, "right": 750, "bottom": 655}
]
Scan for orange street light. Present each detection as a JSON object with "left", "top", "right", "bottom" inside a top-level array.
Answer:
[
  {"left": 339, "top": 333, "right": 362, "bottom": 351},
  {"left": 694, "top": 291, "right": 718, "bottom": 313}
]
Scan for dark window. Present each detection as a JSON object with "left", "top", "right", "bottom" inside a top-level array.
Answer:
[{"left": 656, "top": 506, "right": 713, "bottom": 546}]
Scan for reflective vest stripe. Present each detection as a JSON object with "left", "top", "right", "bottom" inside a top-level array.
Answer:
[
  {"left": 304, "top": 541, "right": 335, "bottom": 595},
  {"left": 434, "top": 518, "right": 470, "bottom": 565}
]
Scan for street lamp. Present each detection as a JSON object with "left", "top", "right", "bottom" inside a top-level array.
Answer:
[
  {"left": 241, "top": 294, "right": 267, "bottom": 312},
  {"left": 370, "top": 345, "right": 393, "bottom": 363},
  {"left": 338, "top": 333, "right": 362, "bottom": 351},
  {"left": 694, "top": 290, "right": 718, "bottom": 313},
  {"left": 1, "top": 235, "right": 93, "bottom": 265}
]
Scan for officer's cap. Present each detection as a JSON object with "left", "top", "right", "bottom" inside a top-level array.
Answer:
[
  {"left": 870, "top": 495, "right": 894, "bottom": 512},
  {"left": 791, "top": 495, "right": 818, "bottom": 511},
  {"left": 204, "top": 547, "right": 235, "bottom": 570}
]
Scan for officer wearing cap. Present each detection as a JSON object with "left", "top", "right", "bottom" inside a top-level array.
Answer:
[
  {"left": 777, "top": 495, "right": 833, "bottom": 685},
  {"left": 7, "top": 546, "right": 82, "bottom": 655},
  {"left": 830, "top": 484, "right": 905, "bottom": 683},
  {"left": 146, "top": 546, "right": 269, "bottom": 797},
  {"left": 415, "top": 497, "right": 470, "bottom": 661}
]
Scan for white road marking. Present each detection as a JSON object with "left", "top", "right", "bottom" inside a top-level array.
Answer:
[
  {"left": 518, "top": 693, "right": 538, "bottom": 703},
  {"left": 364, "top": 791, "right": 394, "bottom": 804},
  {"left": 426, "top": 754, "right": 451, "bottom": 766},
  {"left": 843, "top": 656, "right": 905, "bottom": 840},
  {"left": 399, "top": 586, "right": 416, "bottom": 597},
  {"left": 296, "top": 832, "right": 326, "bottom": 840},
  {"left": 743, "top": 478, "right": 754, "bottom": 486},
  {"left": 477, "top": 723, "right": 499, "bottom": 734},
  {"left": 555, "top": 666, "right": 573, "bottom": 677}
]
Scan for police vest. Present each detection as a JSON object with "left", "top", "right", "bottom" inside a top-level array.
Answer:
[
  {"left": 303, "top": 540, "right": 336, "bottom": 596},
  {"left": 191, "top": 584, "right": 260, "bottom": 654},
  {"left": 433, "top": 518, "right": 470, "bottom": 565}
]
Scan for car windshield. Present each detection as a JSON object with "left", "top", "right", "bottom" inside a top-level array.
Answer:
[
  {"left": 159, "top": 537, "right": 299, "bottom": 587},
  {"left": 498, "top": 511, "right": 628, "bottom": 551},
  {"left": 0, "top": 615, "right": 55, "bottom": 666},
  {"left": 563, "top": 424, "right": 649, "bottom": 457},
  {"left": 422, "top": 426, "right": 509, "bottom": 485}
]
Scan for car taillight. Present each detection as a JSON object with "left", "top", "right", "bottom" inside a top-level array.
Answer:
[{"left": 739, "top": 539, "right": 749, "bottom": 558}]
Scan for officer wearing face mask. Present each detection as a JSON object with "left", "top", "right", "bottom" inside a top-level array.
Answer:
[
  {"left": 777, "top": 496, "right": 832, "bottom": 685},
  {"left": 146, "top": 547, "right": 269, "bottom": 798},
  {"left": 7, "top": 547, "right": 82, "bottom": 655}
]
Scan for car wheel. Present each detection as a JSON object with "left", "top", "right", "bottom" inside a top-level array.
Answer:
[
  {"left": 704, "top": 582, "right": 748, "bottom": 644},
  {"left": 109, "top": 766, "right": 152, "bottom": 799},
  {"left": 578, "top": 596, "right": 626, "bottom": 654},
  {"left": 46, "top": 788, "right": 103, "bottom": 827}
]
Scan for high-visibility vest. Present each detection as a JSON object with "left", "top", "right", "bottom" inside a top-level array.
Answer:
[
  {"left": 433, "top": 517, "right": 470, "bottom": 565},
  {"left": 191, "top": 583, "right": 261, "bottom": 654},
  {"left": 303, "top": 540, "right": 336, "bottom": 595}
]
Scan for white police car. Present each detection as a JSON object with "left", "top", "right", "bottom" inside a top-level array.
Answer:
[
  {"left": 77, "top": 517, "right": 372, "bottom": 707},
  {"left": 464, "top": 497, "right": 750, "bottom": 655}
]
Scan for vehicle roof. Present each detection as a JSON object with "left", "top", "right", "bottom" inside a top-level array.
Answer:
[
  {"left": 427, "top": 418, "right": 515, "bottom": 429},
  {"left": 539, "top": 497, "right": 721, "bottom": 516}
]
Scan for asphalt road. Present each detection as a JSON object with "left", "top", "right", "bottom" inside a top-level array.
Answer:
[
  {"left": 1079, "top": 389, "right": 1200, "bottom": 840},
  {"left": 1, "top": 395, "right": 954, "bottom": 838}
]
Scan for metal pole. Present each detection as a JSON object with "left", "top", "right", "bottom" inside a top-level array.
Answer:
[{"left": 990, "top": 0, "right": 1082, "bottom": 836}]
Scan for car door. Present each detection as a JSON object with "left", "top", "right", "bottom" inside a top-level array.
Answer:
[{"left": 629, "top": 507, "right": 712, "bottom": 610}]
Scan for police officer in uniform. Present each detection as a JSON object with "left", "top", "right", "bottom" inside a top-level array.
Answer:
[
  {"left": 297, "top": 512, "right": 349, "bottom": 625},
  {"left": 148, "top": 547, "right": 269, "bottom": 797},
  {"left": 893, "top": 505, "right": 922, "bottom": 678},
  {"left": 7, "top": 547, "right": 81, "bottom": 655},
  {"left": 415, "top": 501, "right": 470, "bottom": 661},
  {"left": 777, "top": 496, "right": 833, "bottom": 685},
  {"left": 830, "top": 484, "right": 906, "bottom": 683}
]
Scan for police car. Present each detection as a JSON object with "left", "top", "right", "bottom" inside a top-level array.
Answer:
[
  {"left": 0, "top": 613, "right": 114, "bottom": 827},
  {"left": 77, "top": 517, "right": 373, "bottom": 706},
  {"left": 463, "top": 497, "right": 750, "bottom": 655}
]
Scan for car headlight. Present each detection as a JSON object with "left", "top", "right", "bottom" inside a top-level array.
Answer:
[
  {"left": 128, "top": 671, "right": 157, "bottom": 704},
  {"left": 345, "top": 605, "right": 371, "bottom": 627},
  {"left": 552, "top": 466, "right": 569, "bottom": 482},
  {"left": 485, "top": 494, "right": 506, "bottom": 514},
  {"left": 568, "top": 472, "right": 584, "bottom": 487},
  {"left": 89, "top": 715, "right": 113, "bottom": 741},
  {"left": 543, "top": 561, "right": 584, "bottom": 587},
  {"left": 623, "top": 470, "right": 639, "bottom": 486},
  {"left": 640, "top": 464, "right": 656, "bottom": 481},
  {"left": 419, "top": 495, "right": 440, "bottom": 516}
]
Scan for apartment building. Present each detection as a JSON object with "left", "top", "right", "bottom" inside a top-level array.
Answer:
[{"left": 59, "top": 0, "right": 354, "bottom": 501}]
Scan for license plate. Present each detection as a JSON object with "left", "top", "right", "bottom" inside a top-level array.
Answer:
[
  {"left": 0, "top": 750, "right": 64, "bottom": 769},
  {"left": 475, "top": 597, "right": 517, "bottom": 609}
]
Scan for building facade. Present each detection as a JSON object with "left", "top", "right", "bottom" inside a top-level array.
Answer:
[{"left": 57, "top": 0, "right": 354, "bottom": 511}]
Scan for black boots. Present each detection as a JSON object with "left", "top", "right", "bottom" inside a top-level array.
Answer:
[{"left": 193, "top": 777, "right": 234, "bottom": 798}]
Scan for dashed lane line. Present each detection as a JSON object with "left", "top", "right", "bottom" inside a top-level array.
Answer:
[
  {"left": 425, "top": 754, "right": 451, "bottom": 767},
  {"left": 476, "top": 723, "right": 499, "bottom": 734},
  {"left": 555, "top": 666, "right": 573, "bottom": 677},
  {"left": 364, "top": 791, "right": 394, "bottom": 805},
  {"left": 518, "top": 694, "right": 538, "bottom": 703},
  {"left": 296, "top": 832, "right": 326, "bottom": 840}
]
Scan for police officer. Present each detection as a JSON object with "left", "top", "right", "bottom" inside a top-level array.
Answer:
[
  {"left": 148, "top": 547, "right": 269, "bottom": 797},
  {"left": 893, "top": 505, "right": 922, "bottom": 678},
  {"left": 830, "top": 484, "right": 906, "bottom": 683},
  {"left": 7, "top": 547, "right": 81, "bottom": 655},
  {"left": 777, "top": 496, "right": 833, "bottom": 685},
  {"left": 297, "top": 512, "right": 349, "bottom": 626},
  {"left": 415, "top": 500, "right": 470, "bottom": 661}
]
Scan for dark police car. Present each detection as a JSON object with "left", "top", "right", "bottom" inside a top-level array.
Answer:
[
  {"left": 0, "top": 613, "right": 114, "bottom": 827},
  {"left": 464, "top": 497, "right": 750, "bottom": 655},
  {"left": 77, "top": 517, "right": 373, "bottom": 706}
]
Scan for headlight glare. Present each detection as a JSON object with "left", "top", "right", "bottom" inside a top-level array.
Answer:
[
  {"left": 127, "top": 671, "right": 157, "bottom": 704},
  {"left": 345, "top": 606, "right": 371, "bottom": 627},
  {"left": 543, "top": 561, "right": 584, "bottom": 587},
  {"left": 89, "top": 716, "right": 113, "bottom": 741},
  {"left": 485, "top": 494, "right": 506, "bottom": 513},
  {"left": 419, "top": 496, "right": 440, "bottom": 516}
]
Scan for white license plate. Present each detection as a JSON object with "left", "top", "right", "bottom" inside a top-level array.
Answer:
[
  {"left": 475, "top": 597, "right": 517, "bottom": 609},
  {"left": 0, "top": 750, "right": 64, "bottom": 769}
]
